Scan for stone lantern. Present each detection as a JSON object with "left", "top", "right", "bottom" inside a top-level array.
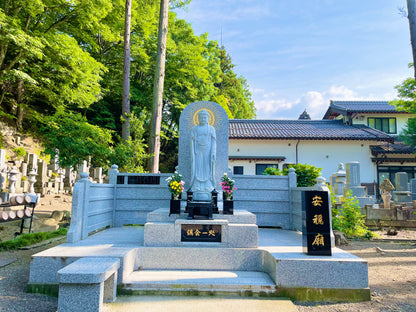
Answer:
[
  {"left": 28, "top": 169, "right": 37, "bottom": 195},
  {"left": 8, "top": 167, "right": 19, "bottom": 194}
]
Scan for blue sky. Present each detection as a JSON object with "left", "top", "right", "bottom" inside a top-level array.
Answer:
[{"left": 175, "top": 0, "right": 413, "bottom": 119}]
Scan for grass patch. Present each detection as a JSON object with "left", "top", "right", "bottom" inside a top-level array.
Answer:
[{"left": 0, "top": 228, "right": 68, "bottom": 251}]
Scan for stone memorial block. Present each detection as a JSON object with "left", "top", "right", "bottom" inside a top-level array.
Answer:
[
  {"left": 178, "top": 101, "right": 229, "bottom": 197},
  {"left": 26, "top": 153, "right": 38, "bottom": 171},
  {"left": 392, "top": 172, "right": 411, "bottom": 203},
  {"left": 302, "top": 190, "right": 332, "bottom": 256},
  {"left": 333, "top": 163, "right": 346, "bottom": 196},
  {"left": 344, "top": 162, "right": 366, "bottom": 197},
  {"left": 412, "top": 178, "right": 416, "bottom": 201},
  {"left": 395, "top": 172, "right": 409, "bottom": 192},
  {"left": 77, "top": 160, "right": 89, "bottom": 180},
  {"left": 20, "top": 162, "right": 28, "bottom": 176},
  {"left": 35, "top": 160, "right": 48, "bottom": 188},
  {"left": 0, "top": 149, "right": 6, "bottom": 169},
  {"left": 345, "top": 162, "right": 360, "bottom": 187},
  {"left": 93, "top": 167, "right": 103, "bottom": 184}
]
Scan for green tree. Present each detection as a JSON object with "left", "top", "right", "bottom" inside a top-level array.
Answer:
[
  {"left": 39, "top": 111, "right": 113, "bottom": 168},
  {"left": 111, "top": 112, "right": 150, "bottom": 172},
  {"left": 214, "top": 47, "right": 256, "bottom": 119},
  {"left": 391, "top": 78, "right": 416, "bottom": 147},
  {"left": 0, "top": 0, "right": 113, "bottom": 129}
]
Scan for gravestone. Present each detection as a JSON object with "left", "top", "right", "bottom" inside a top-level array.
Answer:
[
  {"left": 178, "top": 101, "right": 229, "bottom": 196},
  {"left": 21, "top": 162, "right": 28, "bottom": 177},
  {"left": 392, "top": 172, "right": 411, "bottom": 203},
  {"left": 343, "top": 162, "right": 364, "bottom": 197},
  {"left": 26, "top": 153, "right": 38, "bottom": 171},
  {"left": 0, "top": 149, "right": 6, "bottom": 170},
  {"left": 343, "top": 161, "right": 374, "bottom": 207},
  {"left": 35, "top": 160, "right": 49, "bottom": 194},
  {"left": 332, "top": 163, "right": 346, "bottom": 197},
  {"left": 412, "top": 178, "right": 416, "bottom": 201}
]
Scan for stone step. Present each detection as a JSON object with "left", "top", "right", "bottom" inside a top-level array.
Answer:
[
  {"left": 135, "top": 247, "right": 265, "bottom": 271},
  {"left": 122, "top": 270, "right": 276, "bottom": 294}
]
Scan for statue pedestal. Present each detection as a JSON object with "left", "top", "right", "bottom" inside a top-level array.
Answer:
[{"left": 144, "top": 208, "right": 258, "bottom": 248}]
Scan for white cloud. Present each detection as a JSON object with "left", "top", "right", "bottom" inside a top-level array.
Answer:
[
  {"left": 254, "top": 85, "right": 387, "bottom": 120},
  {"left": 255, "top": 92, "right": 300, "bottom": 119}
]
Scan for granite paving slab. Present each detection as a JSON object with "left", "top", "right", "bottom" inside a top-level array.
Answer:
[{"left": 105, "top": 296, "right": 298, "bottom": 312}]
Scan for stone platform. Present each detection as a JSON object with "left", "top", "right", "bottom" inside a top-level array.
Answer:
[
  {"left": 28, "top": 226, "right": 370, "bottom": 302},
  {"left": 144, "top": 209, "right": 258, "bottom": 248}
]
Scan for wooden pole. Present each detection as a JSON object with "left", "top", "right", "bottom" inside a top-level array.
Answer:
[{"left": 149, "top": 0, "right": 169, "bottom": 173}]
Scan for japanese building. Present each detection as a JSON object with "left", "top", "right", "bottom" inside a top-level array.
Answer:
[{"left": 228, "top": 101, "right": 415, "bottom": 193}]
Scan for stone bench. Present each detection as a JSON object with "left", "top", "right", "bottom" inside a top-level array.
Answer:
[{"left": 57, "top": 257, "right": 120, "bottom": 312}]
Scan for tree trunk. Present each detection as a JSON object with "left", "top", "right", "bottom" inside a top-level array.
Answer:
[
  {"left": 408, "top": 0, "right": 416, "bottom": 80},
  {"left": 149, "top": 0, "right": 169, "bottom": 173},
  {"left": 16, "top": 79, "right": 24, "bottom": 131},
  {"left": 122, "top": 0, "right": 132, "bottom": 141}
]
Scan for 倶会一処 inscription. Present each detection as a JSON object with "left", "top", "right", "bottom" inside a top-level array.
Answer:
[{"left": 181, "top": 224, "right": 221, "bottom": 242}]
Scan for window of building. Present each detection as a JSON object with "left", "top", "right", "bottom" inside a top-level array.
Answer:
[
  {"left": 255, "top": 164, "right": 279, "bottom": 175},
  {"left": 378, "top": 166, "right": 416, "bottom": 186},
  {"left": 233, "top": 166, "right": 244, "bottom": 175},
  {"left": 368, "top": 117, "right": 396, "bottom": 134}
]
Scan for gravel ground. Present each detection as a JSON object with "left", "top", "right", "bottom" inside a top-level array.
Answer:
[
  {"left": 0, "top": 236, "right": 415, "bottom": 312},
  {"left": 1, "top": 196, "right": 416, "bottom": 312},
  {"left": 0, "top": 240, "right": 62, "bottom": 312}
]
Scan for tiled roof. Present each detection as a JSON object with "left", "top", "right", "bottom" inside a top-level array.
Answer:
[
  {"left": 322, "top": 100, "right": 409, "bottom": 119},
  {"left": 229, "top": 119, "right": 393, "bottom": 141},
  {"left": 370, "top": 141, "right": 416, "bottom": 154}
]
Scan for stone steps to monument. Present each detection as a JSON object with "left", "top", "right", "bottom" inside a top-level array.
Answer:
[
  {"left": 135, "top": 247, "right": 265, "bottom": 271},
  {"left": 122, "top": 270, "right": 276, "bottom": 294}
]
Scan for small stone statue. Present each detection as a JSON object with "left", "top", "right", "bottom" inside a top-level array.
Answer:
[
  {"left": 190, "top": 109, "right": 216, "bottom": 201},
  {"left": 380, "top": 179, "right": 395, "bottom": 209}
]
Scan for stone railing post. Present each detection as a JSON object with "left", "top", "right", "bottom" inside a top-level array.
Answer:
[
  {"left": 288, "top": 167, "right": 297, "bottom": 188},
  {"left": 67, "top": 172, "right": 91, "bottom": 243},
  {"left": 109, "top": 164, "right": 119, "bottom": 185}
]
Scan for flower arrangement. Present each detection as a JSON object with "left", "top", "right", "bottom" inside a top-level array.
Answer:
[
  {"left": 166, "top": 171, "right": 184, "bottom": 199},
  {"left": 220, "top": 173, "right": 237, "bottom": 200}
]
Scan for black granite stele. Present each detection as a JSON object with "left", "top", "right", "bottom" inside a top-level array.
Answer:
[
  {"left": 302, "top": 190, "right": 332, "bottom": 256},
  {"left": 181, "top": 224, "right": 221, "bottom": 242},
  {"left": 223, "top": 200, "right": 234, "bottom": 215}
]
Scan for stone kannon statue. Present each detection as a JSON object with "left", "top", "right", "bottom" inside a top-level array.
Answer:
[{"left": 190, "top": 109, "right": 216, "bottom": 201}]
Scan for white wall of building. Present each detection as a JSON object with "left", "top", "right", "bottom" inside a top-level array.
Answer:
[{"left": 229, "top": 139, "right": 378, "bottom": 183}]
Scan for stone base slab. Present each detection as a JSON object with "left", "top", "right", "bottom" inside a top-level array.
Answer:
[{"left": 144, "top": 219, "right": 258, "bottom": 248}]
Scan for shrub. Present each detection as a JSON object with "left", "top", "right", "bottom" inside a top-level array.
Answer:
[
  {"left": 282, "top": 163, "right": 321, "bottom": 187},
  {"left": 331, "top": 191, "right": 371, "bottom": 238},
  {"left": 263, "top": 167, "right": 282, "bottom": 176},
  {"left": 12, "top": 147, "right": 26, "bottom": 159}
]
